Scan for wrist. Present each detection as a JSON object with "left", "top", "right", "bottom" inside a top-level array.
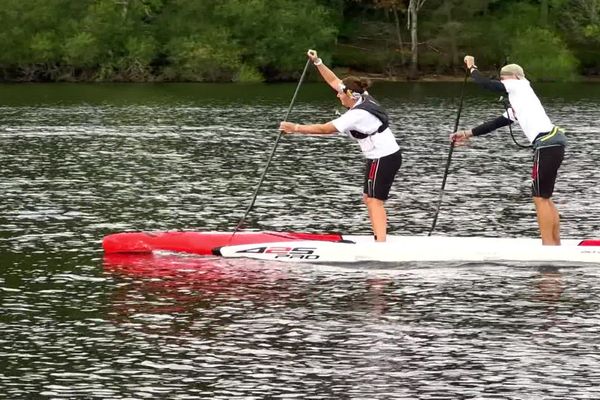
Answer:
[
  {"left": 294, "top": 124, "right": 300, "bottom": 133},
  {"left": 313, "top": 58, "right": 322, "bottom": 66}
]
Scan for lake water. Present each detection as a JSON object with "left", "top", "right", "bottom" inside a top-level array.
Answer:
[{"left": 1, "top": 82, "right": 600, "bottom": 399}]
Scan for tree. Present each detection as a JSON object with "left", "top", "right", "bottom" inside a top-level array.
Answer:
[
  {"left": 215, "top": 0, "right": 337, "bottom": 80},
  {"left": 557, "top": 0, "right": 600, "bottom": 43},
  {"left": 407, "top": 0, "right": 427, "bottom": 78},
  {"left": 355, "top": 0, "right": 408, "bottom": 65}
]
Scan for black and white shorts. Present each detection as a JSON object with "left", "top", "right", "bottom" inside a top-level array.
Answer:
[
  {"left": 363, "top": 150, "right": 402, "bottom": 200},
  {"left": 531, "top": 145, "right": 564, "bottom": 198}
]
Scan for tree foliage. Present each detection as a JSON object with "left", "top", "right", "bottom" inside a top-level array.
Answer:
[
  {"left": 511, "top": 28, "right": 579, "bottom": 81},
  {"left": 0, "top": 0, "right": 596, "bottom": 82}
]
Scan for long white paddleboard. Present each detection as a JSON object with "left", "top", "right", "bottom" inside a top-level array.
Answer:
[{"left": 213, "top": 236, "right": 600, "bottom": 264}]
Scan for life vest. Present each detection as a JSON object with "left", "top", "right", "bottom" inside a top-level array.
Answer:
[{"left": 349, "top": 95, "right": 389, "bottom": 139}]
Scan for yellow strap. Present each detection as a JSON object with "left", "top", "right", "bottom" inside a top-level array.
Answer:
[{"left": 539, "top": 126, "right": 559, "bottom": 142}]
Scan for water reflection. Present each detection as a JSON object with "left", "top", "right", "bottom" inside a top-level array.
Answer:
[
  {"left": 99, "top": 255, "right": 600, "bottom": 398},
  {"left": 534, "top": 266, "right": 564, "bottom": 303},
  {"left": 103, "top": 254, "right": 295, "bottom": 320}
]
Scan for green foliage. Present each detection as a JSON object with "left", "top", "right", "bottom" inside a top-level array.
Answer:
[
  {"left": 119, "top": 36, "right": 159, "bottom": 81},
  {"left": 0, "top": 0, "right": 87, "bottom": 68},
  {"left": 333, "top": 42, "right": 403, "bottom": 75},
  {"left": 551, "top": 0, "right": 600, "bottom": 71},
  {"left": 165, "top": 31, "right": 241, "bottom": 81},
  {"left": 465, "top": 2, "right": 541, "bottom": 67},
  {"left": 30, "top": 32, "right": 60, "bottom": 64},
  {"left": 216, "top": 0, "right": 337, "bottom": 76},
  {"left": 554, "top": 0, "right": 600, "bottom": 45},
  {"left": 63, "top": 33, "right": 100, "bottom": 68},
  {"left": 235, "top": 65, "right": 264, "bottom": 82},
  {"left": 0, "top": 0, "right": 598, "bottom": 81},
  {"left": 510, "top": 28, "right": 579, "bottom": 81},
  {"left": 332, "top": 18, "right": 406, "bottom": 76},
  {"left": 333, "top": 44, "right": 387, "bottom": 72}
]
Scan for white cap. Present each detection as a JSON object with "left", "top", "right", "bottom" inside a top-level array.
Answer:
[{"left": 500, "top": 64, "right": 525, "bottom": 79}]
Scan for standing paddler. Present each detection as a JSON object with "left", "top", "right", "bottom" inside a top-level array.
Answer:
[
  {"left": 450, "top": 55, "right": 567, "bottom": 245},
  {"left": 279, "top": 50, "right": 402, "bottom": 242}
]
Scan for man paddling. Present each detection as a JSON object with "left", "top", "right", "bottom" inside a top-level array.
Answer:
[
  {"left": 279, "top": 50, "right": 402, "bottom": 242},
  {"left": 451, "top": 55, "right": 567, "bottom": 245}
]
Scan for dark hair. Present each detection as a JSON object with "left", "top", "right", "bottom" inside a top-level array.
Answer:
[{"left": 342, "top": 76, "right": 371, "bottom": 94}]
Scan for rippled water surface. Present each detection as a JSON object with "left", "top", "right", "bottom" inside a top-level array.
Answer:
[{"left": 2, "top": 82, "right": 600, "bottom": 399}]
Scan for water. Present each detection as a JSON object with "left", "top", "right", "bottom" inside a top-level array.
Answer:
[{"left": 1, "top": 82, "right": 600, "bottom": 399}]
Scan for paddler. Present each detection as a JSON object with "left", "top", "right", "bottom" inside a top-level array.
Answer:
[
  {"left": 450, "top": 55, "right": 567, "bottom": 245},
  {"left": 279, "top": 49, "right": 402, "bottom": 242}
]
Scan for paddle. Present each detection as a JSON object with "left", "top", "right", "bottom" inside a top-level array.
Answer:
[
  {"left": 230, "top": 58, "right": 312, "bottom": 239},
  {"left": 427, "top": 68, "right": 469, "bottom": 236}
]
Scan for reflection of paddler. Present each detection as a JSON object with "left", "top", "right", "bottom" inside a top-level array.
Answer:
[
  {"left": 279, "top": 49, "right": 402, "bottom": 242},
  {"left": 450, "top": 56, "right": 566, "bottom": 246},
  {"left": 366, "top": 278, "right": 392, "bottom": 317},
  {"left": 534, "top": 266, "right": 564, "bottom": 303}
]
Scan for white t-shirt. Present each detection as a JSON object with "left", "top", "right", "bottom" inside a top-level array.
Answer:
[
  {"left": 331, "top": 99, "right": 400, "bottom": 159},
  {"left": 502, "top": 79, "right": 554, "bottom": 143}
]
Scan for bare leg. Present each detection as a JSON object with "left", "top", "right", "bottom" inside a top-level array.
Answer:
[
  {"left": 533, "top": 197, "right": 561, "bottom": 245},
  {"left": 363, "top": 194, "right": 373, "bottom": 237},
  {"left": 365, "top": 197, "right": 387, "bottom": 242},
  {"left": 550, "top": 199, "right": 561, "bottom": 245}
]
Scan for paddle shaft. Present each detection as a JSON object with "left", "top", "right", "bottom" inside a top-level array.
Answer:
[
  {"left": 232, "top": 58, "right": 312, "bottom": 236},
  {"left": 428, "top": 69, "right": 469, "bottom": 236}
]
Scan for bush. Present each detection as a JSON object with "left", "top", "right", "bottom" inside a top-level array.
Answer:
[
  {"left": 235, "top": 64, "right": 263, "bottom": 82},
  {"left": 63, "top": 32, "right": 100, "bottom": 68},
  {"left": 165, "top": 31, "right": 241, "bottom": 81}
]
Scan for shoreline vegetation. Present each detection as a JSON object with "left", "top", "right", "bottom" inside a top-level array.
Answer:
[
  {"left": 336, "top": 70, "right": 600, "bottom": 83},
  {"left": 3, "top": 69, "right": 600, "bottom": 84},
  {"left": 1, "top": 1, "right": 598, "bottom": 84}
]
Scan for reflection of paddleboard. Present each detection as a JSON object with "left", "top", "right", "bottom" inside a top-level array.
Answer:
[{"left": 103, "top": 253, "right": 293, "bottom": 318}]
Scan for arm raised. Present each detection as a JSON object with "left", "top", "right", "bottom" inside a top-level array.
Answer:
[{"left": 308, "top": 49, "right": 343, "bottom": 92}]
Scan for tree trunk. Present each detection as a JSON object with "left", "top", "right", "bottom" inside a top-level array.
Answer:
[
  {"left": 392, "top": 7, "right": 406, "bottom": 66},
  {"left": 408, "top": 0, "right": 419, "bottom": 79},
  {"left": 447, "top": 4, "right": 458, "bottom": 69}
]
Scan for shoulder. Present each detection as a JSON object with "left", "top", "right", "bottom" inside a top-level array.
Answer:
[
  {"left": 342, "top": 107, "right": 373, "bottom": 122},
  {"left": 359, "top": 94, "right": 381, "bottom": 105},
  {"left": 503, "top": 78, "right": 531, "bottom": 91},
  {"left": 345, "top": 108, "right": 373, "bottom": 120},
  {"left": 332, "top": 108, "right": 372, "bottom": 130}
]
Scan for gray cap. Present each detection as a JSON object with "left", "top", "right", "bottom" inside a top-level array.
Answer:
[{"left": 500, "top": 64, "right": 525, "bottom": 79}]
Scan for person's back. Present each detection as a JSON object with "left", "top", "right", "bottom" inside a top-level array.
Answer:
[
  {"left": 501, "top": 78, "right": 553, "bottom": 143},
  {"left": 450, "top": 56, "right": 566, "bottom": 245}
]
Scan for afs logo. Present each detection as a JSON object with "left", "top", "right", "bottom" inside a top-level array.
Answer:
[{"left": 236, "top": 246, "right": 320, "bottom": 260}]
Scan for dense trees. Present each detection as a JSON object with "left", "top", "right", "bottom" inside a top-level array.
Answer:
[{"left": 0, "top": 0, "right": 596, "bottom": 82}]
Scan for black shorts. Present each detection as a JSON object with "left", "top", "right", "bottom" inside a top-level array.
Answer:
[
  {"left": 532, "top": 145, "right": 564, "bottom": 198},
  {"left": 364, "top": 150, "right": 402, "bottom": 200}
]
